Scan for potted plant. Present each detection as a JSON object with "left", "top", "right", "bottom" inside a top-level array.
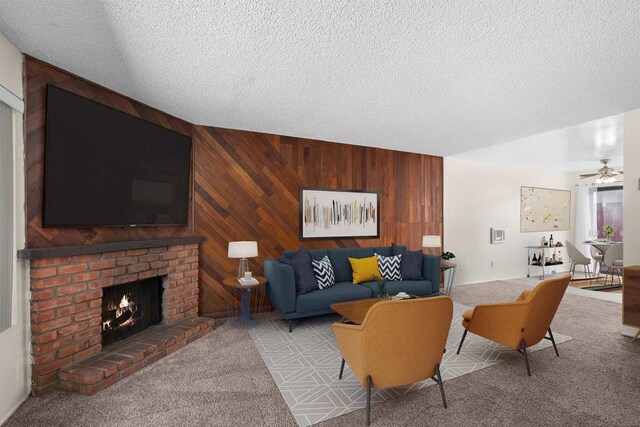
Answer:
[
  {"left": 441, "top": 251, "right": 456, "bottom": 261},
  {"left": 602, "top": 224, "right": 616, "bottom": 242},
  {"left": 376, "top": 280, "right": 390, "bottom": 300}
]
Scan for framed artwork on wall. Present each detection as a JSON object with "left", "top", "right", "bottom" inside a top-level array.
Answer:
[
  {"left": 520, "top": 186, "right": 571, "bottom": 232},
  {"left": 299, "top": 188, "right": 380, "bottom": 239}
]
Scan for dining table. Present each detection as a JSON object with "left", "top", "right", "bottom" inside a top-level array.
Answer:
[{"left": 584, "top": 240, "right": 622, "bottom": 255}]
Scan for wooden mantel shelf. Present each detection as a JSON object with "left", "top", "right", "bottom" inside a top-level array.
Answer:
[{"left": 17, "top": 236, "right": 205, "bottom": 260}]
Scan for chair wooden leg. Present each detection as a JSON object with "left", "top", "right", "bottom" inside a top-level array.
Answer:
[
  {"left": 339, "top": 358, "right": 345, "bottom": 380},
  {"left": 435, "top": 364, "right": 447, "bottom": 409},
  {"left": 521, "top": 339, "right": 531, "bottom": 376},
  {"left": 366, "top": 375, "right": 372, "bottom": 426},
  {"left": 456, "top": 329, "right": 468, "bottom": 355}
]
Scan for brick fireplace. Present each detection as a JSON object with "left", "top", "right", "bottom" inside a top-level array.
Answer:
[{"left": 19, "top": 237, "right": 214, "bottom": 396}]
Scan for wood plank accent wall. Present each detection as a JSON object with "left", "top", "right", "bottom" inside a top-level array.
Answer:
[
  {"left": 24, "top": 58, "right": 444, "bottom": 319},
  {"left": 24, "top": 57, "right": 194, "bottom": 248},
  {"left": 193, "top": 126, "right": 443, "bottom": 317}
]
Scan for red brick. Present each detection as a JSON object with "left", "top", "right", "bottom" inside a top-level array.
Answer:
[
  {"left": 31, "top": 316, "right": 72, "bottom": 333},
  {"left": 88, "top": 317, "right": 102, "bottom": 327},
  {"left": 57, "top": 341, "right": 89, "bottom": 359},
  {"left": 184, "top": 243, "right": 198, "bottom": 250},
  {"left": 102, "top": 250, "right": 125, "bottom": 259},
  {"left": 57, "top": 264, "right": 88, "bottom": 275},
  {"left": 71, "top": 271, "right": 101, "bottom": 283},
  {"left": 86, "top": 359, "right": 118, "bottom": 378},
  {"left": 56, "top": 282, "right": 87, "bottom": 296},
  {"left": 167, "top": 258, "right": 185, "bottom": 267},
  {"left": 73, "top": 345, "right": 101, "bottom": 361},
  {"left": 149, "top": 246, "right": 168, "bottom": 253},
  {"left": 89, "top": 335, "right": 102, "bottom": 347},
  {"left": 57, "top": 320, "right": 88, "bottom": 337},
  {"left": 32, "top": 296, "right": 72, "bottom": 312},
  {"left": 139, "top": 254, "right": 159, "bottom": 263},
  {"left": 88, "top": 277, "right": 116, "bottom": 289},
  {"left": 31, "top": 288, "right": 55, "bottom": 301},
  {"left": 32, "top": 330, "right": 58, "bottom": 345},
  {"left": 116, "top": 257, "right": 138, "bottom": 266},
  {"left": 126, "top": 248, "right": 149, "bottom": 256},
  {"left": 73, "top": 325, "right": 102, "bottom": 342},
  {"left": 33, "top": 351, "right": 56, "bottom": 366},
  {"left": 33, "top": 336, "right": 73, "bottom": 355},
  {"left": 127, "top": 263, "right": 150, "bottom": 274},
  {"left": 67, "top": 366, "right": 104, "bottom": 385},
  {"left": 32, "top": 257, "right": 71, "bottom": 267},
  {"left": 32, "top": 382, "right": 59, "bottom": 396},
  {"left": 72, "top": 254, "right": 101, "bottom": 263},
  {"left": 160, "top": 252, "right": 179, "bottom": 261},
  {"left": 100, "top": 267, "right": 126, "bottom": 278},
  {"left": 184, "top": 269, "right": 198, "bottom": 278},
  {"left": 115, "top": 273, "right": 139, "bottom": 285},
  {"left": 31, "top": 267, "right": 58, "bottom": 279},
  {"left": 150, "top": 260, "right": 168, "bottom": 269},
  {"left": 83, "top": 373, "right": 120, "bottom": 395},
  {"left": 168, "top": 244, "right": 185, "bottom": 251},
  {"left": 120, "top": 360, "right": 146, "bottom": 380},
  {"left": 138, "top": 269, "right": 160, "bottom": 280},
  {"left": 33, "top": 355, "right": 73, "bottom": 376},
  {"left": 89, "top": 260, "right": 117, "bottom": 270},
  {"left": 74, "top": 289, "right": 102, "bottom": 303},
  {"left": 89, "top": 299, "right": 102, "bottom": 308},
  {"left": 55, "top": 302, "right": 88, "bottom": 318},
  {"left": 31, "top": 310, "right": 56, "bottom": 323},
  {"left": 102, "top": 354, "right": 131, "bottom": 370},
  {"left": 31, "top": 275, "right": 72, "bottom": 289},
  {"left": 73, "top": 307, "right": 101, "bottom": 322}
]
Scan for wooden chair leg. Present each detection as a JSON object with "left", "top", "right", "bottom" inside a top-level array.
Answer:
[{"left": 366, "top": 375, "right": 372, "bottom": 426}]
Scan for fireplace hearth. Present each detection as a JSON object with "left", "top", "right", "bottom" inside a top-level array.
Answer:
[{"left": 102, "top": 277, "right": 163, "bottom": 347}]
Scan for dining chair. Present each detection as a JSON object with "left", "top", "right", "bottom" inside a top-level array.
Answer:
[
  {"left": 565, "top": 241, "right": 593, "bottom": 282},
  {"left": 589, "top": 245, "right": 604, "bottom": 277},
  {"left": 602, "top": 242, "right": 623, "bottom": 285},
  {"left": 333, "top": 297, "right": 453, "bottom": 426},
  {"left": 456, "top": 274, "right": 570, "bottom": 376}
]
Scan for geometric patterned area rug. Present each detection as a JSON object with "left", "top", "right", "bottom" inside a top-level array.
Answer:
[{"left": 249, "top": 302, "right": 571, "bottom": 427}]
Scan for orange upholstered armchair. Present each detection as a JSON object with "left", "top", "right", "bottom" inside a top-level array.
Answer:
[
  {"left": 456, "top": 274, "right": 570, "bottom": 376},
  {"left": 332, "top": 297, "right": 453, "bottom": 426}
]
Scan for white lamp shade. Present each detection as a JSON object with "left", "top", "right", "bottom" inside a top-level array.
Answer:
[
  {"left": 228, "top": 241, "right": 258, "bottom": 258},
  {"left": 422, "top": 235, "right": 441, "bottom": 248}
]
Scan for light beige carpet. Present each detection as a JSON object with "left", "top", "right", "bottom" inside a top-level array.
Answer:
[{"left": 5, "top": 281, "right": 640, "bottom": 427}]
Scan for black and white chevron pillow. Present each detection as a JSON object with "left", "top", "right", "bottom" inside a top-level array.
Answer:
[
  {"left": 312, "top": 256, "right": 336, "bottom": 290},
  {"left": 375, "top": 253, "right": 402, "bottom": 281}
]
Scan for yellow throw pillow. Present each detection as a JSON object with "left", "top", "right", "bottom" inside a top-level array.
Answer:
[{"left": 349, "top": 256, "right": 383, "bottom": 284}]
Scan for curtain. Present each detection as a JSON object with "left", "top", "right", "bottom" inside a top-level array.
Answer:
[
  {"left": 0, "top": 101, "right": 14, "bottom": 332},
  {"left": 574, "top": 183, "right": 597, "bottom": 263}
]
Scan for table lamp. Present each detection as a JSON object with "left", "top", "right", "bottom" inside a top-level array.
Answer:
[
  {"left": 422, "top": 235, "right": 441, "bottom": 249},
  {"left": 228, "top": 241, "right": 258, "bottom": 279}
]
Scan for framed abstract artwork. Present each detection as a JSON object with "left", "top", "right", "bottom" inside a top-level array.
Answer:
[
  {"left": 299, "top": 188, "right": 380, "bottom": 239},
  {"left": 520, "top": 186, "right": 571, "bottom": 232}
]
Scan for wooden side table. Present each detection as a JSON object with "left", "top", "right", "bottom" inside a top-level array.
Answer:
[
  {"left": 221, "top": 276, "right": 266, "bottom": 327},
  {"left": 440, "top": 260, "right": 457, "bottom": 296}
]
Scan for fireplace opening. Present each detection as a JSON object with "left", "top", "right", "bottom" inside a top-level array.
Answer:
[{"left": 102, "top": 276, "right": 163, "bottom": 347}]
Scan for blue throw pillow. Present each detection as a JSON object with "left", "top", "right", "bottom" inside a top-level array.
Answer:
[
  {"left": 279, "top": 248, "right": 318, "bottom": 295},
  {"left": 391, "top": 243, "right": 423, "bottom": 280}
]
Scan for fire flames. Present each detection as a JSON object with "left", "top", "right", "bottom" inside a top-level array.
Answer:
[{"left": 102, "top": 293, "right": 139, "bottom": 331}]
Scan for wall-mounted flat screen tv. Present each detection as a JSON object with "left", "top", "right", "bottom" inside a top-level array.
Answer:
[{"left": 44, "top": 85, "right": 192, "bottom": 227}]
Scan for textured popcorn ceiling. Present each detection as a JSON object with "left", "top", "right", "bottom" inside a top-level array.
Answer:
[{"left": 1, "top": 1, "right": 639, "bottom": 156}]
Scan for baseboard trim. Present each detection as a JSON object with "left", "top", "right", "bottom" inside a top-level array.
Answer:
[{"left": 0, "top": 393, "right": 29, "bottom": 425}]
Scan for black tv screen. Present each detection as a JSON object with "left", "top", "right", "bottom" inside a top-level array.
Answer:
[{"left": 44, "top": 85, "right": 192, "bottom": 227}]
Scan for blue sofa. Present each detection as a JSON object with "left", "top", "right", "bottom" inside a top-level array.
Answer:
[{"left": 264, "top": 246, "right": 441, "bottom": 331}]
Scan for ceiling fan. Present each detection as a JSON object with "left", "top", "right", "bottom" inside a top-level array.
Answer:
[{"left": 579, "top": 159, "right": 623, "bottom": 183}]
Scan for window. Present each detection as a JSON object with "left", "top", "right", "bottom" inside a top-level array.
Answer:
[
  {"left": 596, "top": 186, "right": 623, "bottom": 241},
  {"left": 0, "top": 100, "right": 13, "bottom": 332}
]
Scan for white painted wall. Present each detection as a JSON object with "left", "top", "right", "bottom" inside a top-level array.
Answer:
[
  {"left": 622, "top": 109, "right": 640, "bottom": 337},
  {"left": 0, "top": 31, "right": 29, "bottom": 424},
  {"left": 444, "top": 157, "right": 575, "bottom": 285}
]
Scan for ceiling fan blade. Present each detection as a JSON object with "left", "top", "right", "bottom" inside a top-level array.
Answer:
[{"left": 579, "top": 173, "right": 598, "bottom": 178}]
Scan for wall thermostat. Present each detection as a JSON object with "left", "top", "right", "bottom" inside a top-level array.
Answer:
[{"left": 490, "top": 228, "right": 506, "bottom": 244}]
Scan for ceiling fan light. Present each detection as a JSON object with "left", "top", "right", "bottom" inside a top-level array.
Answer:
[{"left": 595, "top": 177, "right": 604, "bottom": 184}]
